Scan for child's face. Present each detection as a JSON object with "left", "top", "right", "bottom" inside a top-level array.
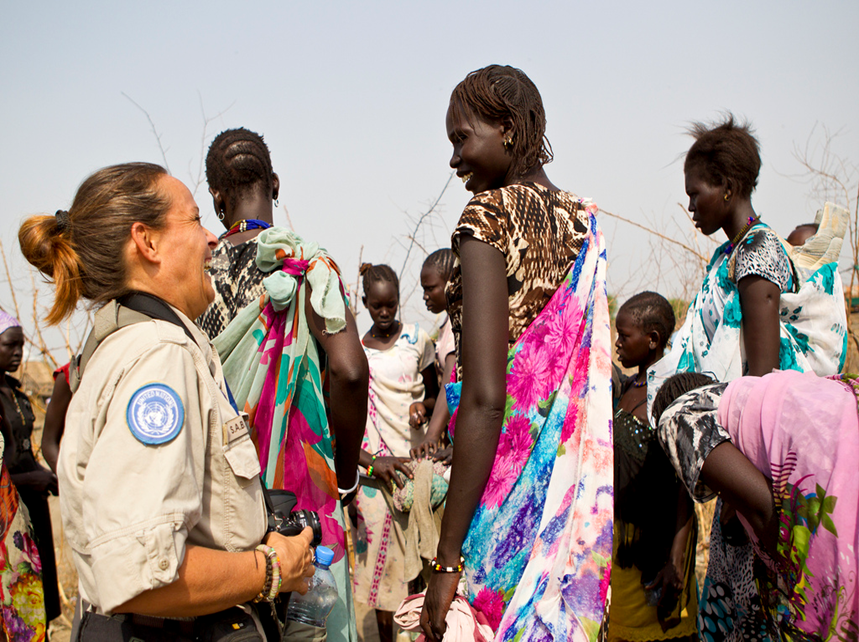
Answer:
[
  {"left": 363, "top": 280, "right": 399, "bottom": 331},
  {"left": 615, "top": 308, "right": 652, "bottom": 369},
  {"left": 420, "top": 265, "right": 448, "bottom": 314}
]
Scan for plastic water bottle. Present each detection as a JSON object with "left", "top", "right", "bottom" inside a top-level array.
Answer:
[{"left": 285, "top": 546, "right": 338, "bottom": 628}]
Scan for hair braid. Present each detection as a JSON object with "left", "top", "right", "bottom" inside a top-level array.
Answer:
[
  {"left": 359, "top": 263, "right": 400, "bottom": 298},
  {"left": 423, "top": 248, "right": 455, "bottom": 281},
  {"left": 450, "top": 64, "right": 553, "bottom": 178},
  {"left": 206, "top": 128, "right": 274, "bottom": 209}
]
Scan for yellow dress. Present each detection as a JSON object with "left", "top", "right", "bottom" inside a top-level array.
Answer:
[{"left": 608, "top": 406, "right": 698, "bottom": 641}]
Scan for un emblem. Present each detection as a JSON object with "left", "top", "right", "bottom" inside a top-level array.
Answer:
[{"left": 126, "top": 383, "right": 184, "bottom": 445}]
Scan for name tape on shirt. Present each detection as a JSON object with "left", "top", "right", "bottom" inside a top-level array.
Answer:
[
  {"left": 127, "top": 383, "right": 185, "bottom": 445},
  {"left": 223, "top": 413, "right": 250, "bottom": 445}
]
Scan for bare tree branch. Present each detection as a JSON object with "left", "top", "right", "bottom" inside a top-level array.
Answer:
[{"left": 121, "top": 92, "right": 171, "bottom": 172}]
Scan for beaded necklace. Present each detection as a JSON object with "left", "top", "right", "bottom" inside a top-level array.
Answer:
[
  {"left": 630, "top": 373, "right": 647, "bottom": 388},
  {"left": 723, "top": 216, "right": 760, "bottom": 255},
  {"left": 222, "top": 219, "right": 272, "bottom": 239},
  {"left": 370, "top": 321, "right": 400, "bottom": 339}
]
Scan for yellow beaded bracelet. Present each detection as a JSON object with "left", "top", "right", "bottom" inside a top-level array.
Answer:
[
  {"left": 430, "top": 555, "right": 465, "bottom": 573},
  {"left": 254, "top": 544, "right": 282, "bottom": 602},
  {"left": 367, "top": 455, "right": 377, "bottom": 478}
]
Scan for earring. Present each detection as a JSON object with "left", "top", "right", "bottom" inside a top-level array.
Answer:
[
  {"left": 218, "top": 209, "right": 225, "bottom": 221},
  {"left": 503, "top": 135, "right": 513, "bottom": 150},
  {"left": 274, "top": 199, "right": 279, "bottom": 207},
  {"left": 724, "top": 193, "right": 730, "bottom": 202}
]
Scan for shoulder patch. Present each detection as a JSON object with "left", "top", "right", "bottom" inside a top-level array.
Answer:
[{"left": 126, "top": 383, "right": 184, "bottom": 445}]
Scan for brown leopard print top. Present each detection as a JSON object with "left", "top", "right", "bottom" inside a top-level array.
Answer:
[{"left": 445, "top": 182, "right": 591, "bottom": 379}]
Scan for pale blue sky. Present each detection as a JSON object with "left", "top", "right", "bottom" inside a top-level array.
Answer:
[{"left": 2, "top": 0, "right": 857, "bottom": 358}]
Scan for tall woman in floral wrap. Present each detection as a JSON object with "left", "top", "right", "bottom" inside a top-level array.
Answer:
[{"left": 420, "top": 64, "right": 613, "bottom": 642}]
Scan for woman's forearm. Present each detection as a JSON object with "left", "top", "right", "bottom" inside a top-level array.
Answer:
[
  {"left": 306, "top": 298, "right": 369, "bottom": 487},
  {"left": 114, "top": 545, "right": 266, "bottom": 617},
  {"left": 700, "top": 441, "right": 778, "bottom": 555}
]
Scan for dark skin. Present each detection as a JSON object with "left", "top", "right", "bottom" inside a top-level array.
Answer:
[
  {"left": 615, "top": 306, "right": 693, "bottom": 630},
  {"left": 699, "top": 442, "right": 779, "bottom": 558},
  {"left": 685, "top": 164, "right": 781, "bottom": 376},
  {"left": 0, "top": 327, "right": 58, "bottom": 494},
  {"left": 210, "top": 173, "right": 367, "bottom": 492},
  {"left": 422, "top": 100, "right": 560, "bottom": 641},
  {"left": 41, "top": 369, "right": 73, "bottom": 473}
]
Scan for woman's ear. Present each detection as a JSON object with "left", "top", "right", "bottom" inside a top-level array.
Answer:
[
  {"left": 209, "top": 187, "right": 226, "bottom": 218},
  {"left": 129, "top": 222, "right": 160, "bottom": 264},
  {"left": 362, "top": 295, "right": 368, "bottom": 309},
  {"left": 648, "top": 330, "right": 661, "bottom": 351},
  {"left": 272, "top": 173, "right": 280, "bottom": 202}
]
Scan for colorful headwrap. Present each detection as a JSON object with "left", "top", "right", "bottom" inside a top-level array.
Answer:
[{"left": 0, "top": 311, "right": 21, "bottom": 336}]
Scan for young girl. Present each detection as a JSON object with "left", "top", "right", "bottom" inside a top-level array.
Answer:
[
  {"left": 611, "top": 293, "right": 697, "bottom": 642},
  {"left": 410, "top": 249, "right": 455, "bottom": 461},
  {"left": 353, "top": 263, "right": 438, "bottom": 642}
]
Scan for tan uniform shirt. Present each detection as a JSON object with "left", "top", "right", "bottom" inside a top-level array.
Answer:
[{"left": 59, "top": 304, "right": 267, "bottom": 614}]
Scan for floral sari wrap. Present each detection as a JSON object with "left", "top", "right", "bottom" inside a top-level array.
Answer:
[
  {"left": 659, "top": 371, "right": 859, "bottom": 640},
  {"left": 214, "top": 227, "right": 357, "bottom": 642},
  {"left": 450, "top": 212, "right": 614, "bottom": 641},
  {"left": 720, "top": 372, "right": 859, "bottom": 640},
  {"left": 0, "top": 434, "right": 46, "bottom": 642}
]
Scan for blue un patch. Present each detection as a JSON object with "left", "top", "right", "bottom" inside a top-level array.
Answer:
[{"left": 126, "top": 383, "right": 184, "bottom": 445}]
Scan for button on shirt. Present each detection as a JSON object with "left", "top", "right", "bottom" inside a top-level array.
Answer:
[{"left": 58, "top": 304, "right": 267, "bottom": 614}]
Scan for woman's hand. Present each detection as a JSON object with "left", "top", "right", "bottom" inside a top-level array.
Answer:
[
  {"left": 370, "top": 456, "right": 412, "bottom": 489},
  {"left": 409, "top": 402, "right": 428, "bottom": 428},
  {"left": 13, "top": 468, "right": 58, "bottom": 495},
  {"left": 420, "top": 570, "right": 460, "bottom": 641},
  {"left": 410, "top": 438, "right": 439, "bottom": 460},
  {"left": 265, "top": 528, "right": 316, "bottom": 594},
  {"left": 645, "top": 562, "right": 683, "bottom": 630},
  {"left": 431, "top": 446, "right": 453, "bottom": 465}
]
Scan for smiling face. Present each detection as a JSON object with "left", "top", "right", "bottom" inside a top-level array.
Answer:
[
  {"left": 0, "top": 327, "right": 24, "bottom": 374},
  {"left": 614, "top": 308, "right": 653, "bottom": 370},
  {"left": 363, "top": 280, "right": 399, "bottom": 332},
  {"left": 156, "top": 176, "right": 218, "bottom": 319},
  {"left": 420, "top": 265, "right": 447, "bottom": 314},
  {"left": 446, "top": 102, "right": 513, "bottom": 195},
  {"left": 685, "top": 164, "right": 729, "bottom": 237}
]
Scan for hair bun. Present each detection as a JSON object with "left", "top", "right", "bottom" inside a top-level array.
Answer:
[
  {"left": 54, "top": 210, "right": 71, "bottom": 234},
  {"left": 358, "top": 262, "right": 372, "bottom": 276}
]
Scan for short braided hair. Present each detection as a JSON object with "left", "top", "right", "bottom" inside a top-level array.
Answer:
[
  {"left": 423, "top": 248, "right": 455, "bottom": 281},
  {"left": 205, "top": 128, "right": 274, "bottom": 209},
  {"left": 449, "top": 65, "right": 553, "bottom": 178},
  {"left": 359, "top": 263, "right": 399, "bottom": 298},
  {"left": 619, "top": 291, "right": 676, "bottom": 350},
  {"left": 685, "top": 113, "right": 761, "bottom": 199}
]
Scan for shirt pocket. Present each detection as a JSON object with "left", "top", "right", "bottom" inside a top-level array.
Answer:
[{"left": 223, "top": 433, "right": 261, "bottom": 487}]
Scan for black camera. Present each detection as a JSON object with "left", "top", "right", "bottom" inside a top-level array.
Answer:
[{"left": 265, "top": 489, "right": 322, "bottom": 546}]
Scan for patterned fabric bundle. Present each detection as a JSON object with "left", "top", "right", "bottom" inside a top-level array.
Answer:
[
  {"left": 0, "top": 433, "right": 46, "bottom": 642},
  {"left": 449, "top": 212, "right": 614, "bottom": 641},
  {"left": 213, "top": 227, "right": 356, "bottom": 642}
]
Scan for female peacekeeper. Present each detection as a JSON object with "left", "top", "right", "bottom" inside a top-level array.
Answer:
[{"left": 18, "top": 162, "right": 315, "bottom": 640}]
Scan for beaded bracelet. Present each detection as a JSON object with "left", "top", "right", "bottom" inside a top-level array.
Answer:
[
  {"left": 254, "top": 544, "right": 282, "bottom": 602},
  {"left": 430, "top": 555, "right": 465, "bottom": 573},
  {"left": 366, "top": 455, "right": 377, "bottom": 478}
]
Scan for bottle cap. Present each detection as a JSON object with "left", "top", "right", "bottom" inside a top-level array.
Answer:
[{"left": 315, "top": 546, "right": 335, "bottom": 566}]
